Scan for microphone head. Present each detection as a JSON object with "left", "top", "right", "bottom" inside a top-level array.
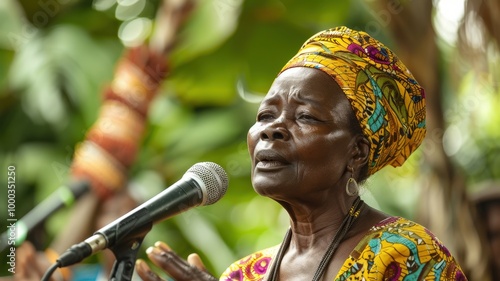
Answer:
[{"left": 186, "top": 162, "right": 228, "bottom": 205}]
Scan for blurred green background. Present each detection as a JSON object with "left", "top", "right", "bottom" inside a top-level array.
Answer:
[{"left": 0, "top": 0, "right": 499, "bottom": 279}]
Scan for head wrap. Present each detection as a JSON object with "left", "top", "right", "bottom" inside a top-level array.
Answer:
[{"left": 280, "top": 26, "right": 426, "bottom": 175}]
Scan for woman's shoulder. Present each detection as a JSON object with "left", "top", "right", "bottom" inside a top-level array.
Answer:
[
  {"left": 219, "top": 246, "right": 278, "bottom": 281},
  {"left": 336, "top": 216, "right": 467, "bottom": 280},
  {"left": 369, "top": 216, "right": 443, "bottom": 242},
  {"left": 360, "top": 216, "right": 461, "bottom": 265},
  {"left": 365, "top": 216, "right": 453, "bottom": 256}
]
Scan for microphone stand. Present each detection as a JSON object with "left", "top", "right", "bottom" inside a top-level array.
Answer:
[{"left": 108, "top": 223, "right": 152, "bottom": 281}]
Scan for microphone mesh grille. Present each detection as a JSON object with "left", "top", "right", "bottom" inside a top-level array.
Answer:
[{"left": 187, "top": 162, "right": 228, "bottom": 205}]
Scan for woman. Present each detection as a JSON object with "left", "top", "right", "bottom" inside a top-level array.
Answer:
[{"left": 135, "top": 26, "right": 467, "bottom": 281}]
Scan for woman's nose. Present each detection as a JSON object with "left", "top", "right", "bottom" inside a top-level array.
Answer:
[{"left": 260, "top": 118, "right": 290, "bottom": 141}]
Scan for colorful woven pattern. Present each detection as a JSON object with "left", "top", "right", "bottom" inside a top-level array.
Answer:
[
  {"left": 219, "top": 217, "right": 466, "bottom": 280},
  {"left": 336, "top": 217, "right": 466, "bottom": 281},
  {"left": 221, "top": 247, "right": 275, "bottom": 281}
]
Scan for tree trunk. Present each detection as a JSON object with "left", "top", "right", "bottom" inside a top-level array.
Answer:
[{"left": 369, "top": 1, "right": 491, "bottom": 280}]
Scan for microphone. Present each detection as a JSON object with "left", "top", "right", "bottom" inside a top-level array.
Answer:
[
  {"left": 55, "top": 162, "right": 228, "bottom": 267},
  {"left": 0, "top": 181, "right": 90, "bottom": 252}
]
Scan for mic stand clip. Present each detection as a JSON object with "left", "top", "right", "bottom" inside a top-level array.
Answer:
[{"left": 108, "top": 225, "right": 151, "bottom": 281}]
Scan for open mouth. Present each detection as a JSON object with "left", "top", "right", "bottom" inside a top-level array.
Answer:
[
  {"left": 255, "top": 150, "right": 288, "bottom": 169},
  {"left": 258, "top": 160, "right": 284, "bottom": 167}
]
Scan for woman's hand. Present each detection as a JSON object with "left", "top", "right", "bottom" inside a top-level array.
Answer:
[
  {"left": 14, "top": 242, "right": 61, "bottom": 281},
  {"left": 135, "top": 241, "right": 218, "bottom": 281}
]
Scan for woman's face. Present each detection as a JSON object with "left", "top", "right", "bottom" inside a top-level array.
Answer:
[{"left": 247, "top": 67, "right": 358, "bottom": 202}]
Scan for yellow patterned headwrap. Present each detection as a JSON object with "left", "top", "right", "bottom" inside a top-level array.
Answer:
[{"left": 280, "top": 26, "right": 426, "bottom": 175}]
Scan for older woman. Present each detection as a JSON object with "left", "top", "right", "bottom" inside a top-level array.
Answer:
[{"left": 136, "top": 26, "right": 466, "bottom": 281}]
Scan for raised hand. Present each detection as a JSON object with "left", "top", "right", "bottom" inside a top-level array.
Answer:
[{"left": 135, "top": 241, "right": 218, "bottom": 281}]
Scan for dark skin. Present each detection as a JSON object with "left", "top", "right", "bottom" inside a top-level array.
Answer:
[{"left": 136, "top": 67, "right": 389, "bottom": 281}]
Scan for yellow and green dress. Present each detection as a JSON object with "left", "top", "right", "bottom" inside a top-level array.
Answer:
[{"left": 220, "top": 217, "right": 467, "bottom": 281}]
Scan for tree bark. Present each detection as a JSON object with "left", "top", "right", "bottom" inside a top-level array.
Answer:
[{"left": 368, "top": 1, "right": 491, "bottom": 280}]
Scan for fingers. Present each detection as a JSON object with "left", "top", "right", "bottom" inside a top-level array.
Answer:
[
  {"left": 153, "top": 242, "right": 205, "bottom": 271},
  {"left": 187, "top": 253, "right": 206, "bottom": 271},
  {"left": 139, "top": 241, "right": 217, "bottom": 281},
  {"left": 146, "top": 245, "right": 194, "bottom": 280},
  {"left": 15, "top": 243, "right": 64, "bottom": 281},
  {"left": 16, "top": 242, "right": 40, "bottom": 280},
  {"left": 135, "top": 259, "right": 165, "bottom": 281},
  {"left": 154, "top": 241, "right": 172, "bottom": 252}
]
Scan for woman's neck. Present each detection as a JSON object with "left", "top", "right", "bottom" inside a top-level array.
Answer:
[
  {"left": 279, "top": 195, "right": 360, "bottom": 252},
  {"left": 266, "top": 197, "right": 367, "bottom": 281}
]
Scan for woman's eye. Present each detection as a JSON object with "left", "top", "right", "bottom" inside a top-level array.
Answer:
[
  {"left": 298, "top": 114, "right": 316, "bottom": 121},
  {"left": 257, "top": 112, "right": 274, "bottom": 121}
]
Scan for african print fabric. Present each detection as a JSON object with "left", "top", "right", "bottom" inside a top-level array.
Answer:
[
  {"left": 280, "top": 26, "right": 426, "bottom": 175},
  {"left": 219, "top": 217, "right": 467, "bottom": 281}
]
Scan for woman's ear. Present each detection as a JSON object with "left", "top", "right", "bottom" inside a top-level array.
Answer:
[{"left": 349, "top": 135, "right": 370, "bottom": 170}]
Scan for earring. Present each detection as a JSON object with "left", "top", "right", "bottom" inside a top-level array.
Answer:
[{"left": 346, "top": 167, "right": 359, "bottom": 196}]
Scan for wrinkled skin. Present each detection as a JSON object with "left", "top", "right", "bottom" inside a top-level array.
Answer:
[{"left": 136, "top": 67, "right": 382, "bottom": 281}]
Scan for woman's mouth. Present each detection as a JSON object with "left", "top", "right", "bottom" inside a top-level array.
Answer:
[
  {"left": 256, "top": 160, "right": 285, "bottom": 168},
  {"left": 255, "top": 150, "right": 289, "bottom": 170}
]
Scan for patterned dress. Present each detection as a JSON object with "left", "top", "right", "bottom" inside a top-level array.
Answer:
[{"left": 220, "top": 217, "right": 467, "bottom": 281}]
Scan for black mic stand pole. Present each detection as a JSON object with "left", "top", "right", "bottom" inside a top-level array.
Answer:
[{"left": 108, "top": 223, "right": 152, "bottom": 281}]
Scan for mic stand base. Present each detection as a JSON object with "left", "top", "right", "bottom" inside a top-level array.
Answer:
[{"left": 108, "top": 235, "right": 146, "bottom": 281}]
